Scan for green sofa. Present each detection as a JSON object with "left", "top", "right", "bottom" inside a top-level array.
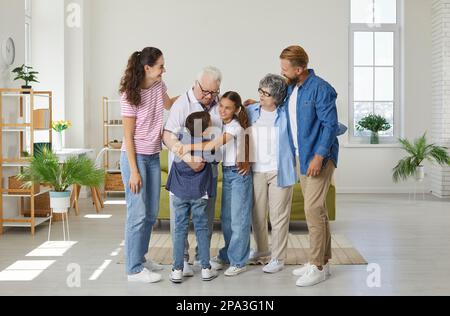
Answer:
[{"left": 158, "top": 150, "right": 335, "bottom": 221}]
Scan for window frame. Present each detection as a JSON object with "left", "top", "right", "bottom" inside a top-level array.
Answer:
[{"left": 348, "top": 0, "right": 402, "bottom": 144}]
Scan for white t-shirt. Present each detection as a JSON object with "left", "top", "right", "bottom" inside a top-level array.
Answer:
[
  {"left": 222, "top": 119, "right": 244, "bottom": 167},
  {"left": 289, "top": 86, "right": 299, "bottom": 157},
  {"left": 251, "top": 108, "right": 278, "bottom": 173}
]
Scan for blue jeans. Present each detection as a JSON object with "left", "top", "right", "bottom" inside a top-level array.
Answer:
[
  {"left": 121, "top": 152, "right": 161, "bottom": 275},
  {"left": 172, "top": 196, "right": 211, "bottom": 270},
  {"left": 218, "top": 166, "right": 253, "bottom": 268},
  {"left": 169, "top": 163, "right": 218, "bottom": 261}
]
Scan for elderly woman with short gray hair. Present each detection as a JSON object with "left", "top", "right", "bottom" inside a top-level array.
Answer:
[{"left": 246, "top": 74, "right": 298, "bottom": 273}]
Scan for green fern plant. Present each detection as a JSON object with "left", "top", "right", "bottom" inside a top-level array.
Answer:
[
  {"left": 17, "top": 147, "right": 104, "bottom": 192},
  {"left": 392, "top": 133, "right": 450, "bottom": 182}
]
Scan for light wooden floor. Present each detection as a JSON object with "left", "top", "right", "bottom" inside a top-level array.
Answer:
[{"left": 0, "top": 194, "right": 450, "bottom": 296}]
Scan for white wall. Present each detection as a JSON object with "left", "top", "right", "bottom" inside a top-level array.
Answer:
[
  {"left": 64, "top": 0, "right": 88, "bottom": 148},
  {"left": 32, "top": 0, "right": 65, "bottom": 145},
  {"left": 0, "top": 0, "right": 26, "bottom": 218},
  {"left": 0, "top": 0, "right": 25, "bottom": 87},
  {"left": 83, "top": 0, "right": 432, "bottom": 193},
  {"left": 32, "top": 0, "right": 92, "bottom": 149},
  {"left": 338, "top": 0, "right": 432, "bottom": 193},
  {"left": 430, "top": 0, "right": 450, "bottom": 198}
]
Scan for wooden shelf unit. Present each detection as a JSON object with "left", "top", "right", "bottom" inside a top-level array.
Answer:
[
  {"left": 102, "top": 97, "right": 125, "bottom": 197},
  {"left": 0, "top": 88, "right": 53, "bottom": 235}
]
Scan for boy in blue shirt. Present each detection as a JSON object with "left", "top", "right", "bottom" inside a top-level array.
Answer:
[{"left": 166, "top": 111, "right": 218, "bottom": 283}]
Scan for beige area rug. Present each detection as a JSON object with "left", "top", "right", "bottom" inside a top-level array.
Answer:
[{"left": 117, "top": 233, "right": 367, "bottom": 266}]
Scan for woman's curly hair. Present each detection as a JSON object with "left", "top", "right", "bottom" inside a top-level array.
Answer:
[{"left": 119, "top": 47, "right": 163, "bottom": 106}]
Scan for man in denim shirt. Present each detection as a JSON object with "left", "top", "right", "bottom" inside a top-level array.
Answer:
[{"left": 280, "top": 45, "right": 340, "bottom": 287}]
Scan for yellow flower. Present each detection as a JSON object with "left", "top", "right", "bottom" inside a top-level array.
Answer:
[{"left": 52, "top": 120, "right": 73, "bottom": 132}]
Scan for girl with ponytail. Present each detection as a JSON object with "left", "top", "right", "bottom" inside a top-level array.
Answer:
[
  {"left": 119, "top": 47, "right": 176, "bottom": 283},
  {"left": 178, "top": 91, "right": 253, "bottom": 276}
]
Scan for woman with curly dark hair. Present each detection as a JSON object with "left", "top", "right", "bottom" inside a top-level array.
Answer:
[{"left": 119, "top": 47, "right": 176, "bottom": 283}]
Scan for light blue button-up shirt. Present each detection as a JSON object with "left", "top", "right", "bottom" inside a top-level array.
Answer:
[
  {"left": 246, "top": 103, "right": 298, "bottom": 188},
  {"left": 286, "top": 69, "right": 345, "bottom": 175}
]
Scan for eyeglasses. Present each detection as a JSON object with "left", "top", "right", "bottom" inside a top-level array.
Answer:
[
  {"left": 258, "top": 88, "right": 272, "bottom": 98},
  {"left": 197, "top": 81, "right": 220, "bottom": 97}
]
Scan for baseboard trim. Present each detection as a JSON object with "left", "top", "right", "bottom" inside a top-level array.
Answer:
[{"left": 336, "top": 187, "right": 430, "bottom": 194}]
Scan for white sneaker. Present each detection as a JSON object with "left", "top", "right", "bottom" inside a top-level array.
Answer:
[
  {"left": 183, "top": 261, "right": 194, "bottom": 277},
  {"left": 127, "top": 268, "right": 162, "bottom": 283},
  {"left": 262, "top": 259, "right": 284, "bottom": 274},
  {"left": 210, "top": 256, "right": 226, "bottom": 271},
  {"left": 143, "top": 259, "right": 164, "bottom": 271},
  {"left": 201, "top": 268, "right": 218, "bottom": 281},
  {"left": 224, "top": 266, "right": 247, "bottom": 277},
  {"left": 295, "top": 265, "right": 327, "bottom": 287},
  {"left": 292, "top": 263, "right": 311, "bottom": 277},
  {"left": 292, "top": 262, "right": 331, "bottom": 277},
  {"left": 194, "top": 260, "right": 218, "bottom": 271},
  {"left": 170, "top": 269, "right": 183, "bottom": 284}
]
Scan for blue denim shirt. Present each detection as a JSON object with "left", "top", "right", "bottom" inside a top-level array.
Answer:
[
  {"left": 286, "top": 69, "right": 340, "bottom": 175},
  {"left": 246, "top": 103, "right": 298, "bottom": 188}
]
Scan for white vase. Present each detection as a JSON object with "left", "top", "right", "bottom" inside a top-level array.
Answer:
[
  {"left": 54, "top": 131, "right": 63, "bottom": 152},
  {"left": 415, "top": 165, "right": 425, "bottom": 182}
]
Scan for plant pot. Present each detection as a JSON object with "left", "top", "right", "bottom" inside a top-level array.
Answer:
[
  {"left": 50, "top": 191, "right": 71, "bottom": 214},
  {"left": 415, "top": 165, "right": 425, "bottom": 182},
  {"left": 108, "top": 141, "right": 123, "bottom": 149},
  {"left": 21, "top": 85, "right": 32, "bottom": 94},
  {"left": 370, "top": 132, "right": 379, "bottom": 144}
]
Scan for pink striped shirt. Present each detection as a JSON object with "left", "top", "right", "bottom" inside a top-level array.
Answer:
[{"left": 121, "top": 81, "right": 167, "bottom": 155}]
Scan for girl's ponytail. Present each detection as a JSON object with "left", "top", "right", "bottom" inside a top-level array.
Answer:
[{"left": 236, "top": 105, "right": 250, "bottom": 130}]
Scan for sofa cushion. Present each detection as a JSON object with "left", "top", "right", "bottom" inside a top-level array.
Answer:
[
  {"left": 160, "top": 149, "right": 169, "bottom": 173},
  {"left": 157, "top": 149, "right": 335, "bottom": 221},
  {"left": 161, "top": 171, "right": 168, "bottom": 188}
]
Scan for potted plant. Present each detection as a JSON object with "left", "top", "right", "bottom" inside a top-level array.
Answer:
[
  {"left": 16, "top": 147, "right": 104, "bottom": 214},
  {"left": 356, "top": 114, "right": 391, "bottom": 144},
  {"left": 52, "top": 120, "right": 72, "bottom": 152},
  {"left": 393, "top": 133, "right": 450, "bottom": 183},
  {"left": 12, "top": 64, "right": 39, "bottom": 93}
]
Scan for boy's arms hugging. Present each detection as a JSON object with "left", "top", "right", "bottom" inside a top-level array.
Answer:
[{"left": 175, "top": 130, "right": 220, "bottom": 165}]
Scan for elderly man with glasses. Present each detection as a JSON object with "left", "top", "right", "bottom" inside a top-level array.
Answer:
[{"left": 163, "top": 66, "right": 230, "bottom": 277}]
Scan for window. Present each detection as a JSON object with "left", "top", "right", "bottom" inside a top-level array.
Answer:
[{"left": 349, "top": 0, "right": 401, "bottom": 143}]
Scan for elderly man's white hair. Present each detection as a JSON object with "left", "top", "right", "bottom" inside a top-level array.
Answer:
[{"left": 197, "top": 66, "right": 222, "bottom": 84}]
